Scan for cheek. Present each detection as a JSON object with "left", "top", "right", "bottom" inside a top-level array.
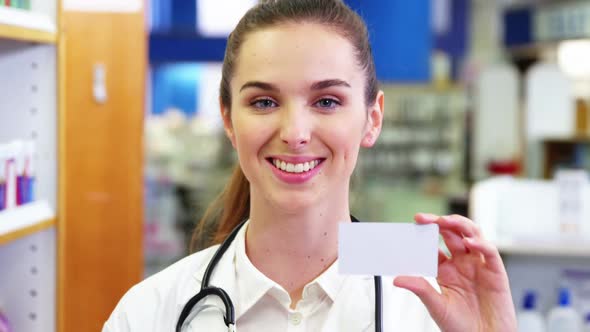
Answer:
[
  {"left": 324, "top": 121, "right": 364, "bottom": 163},
  {"left": 232, "top": 116, "right": 273, "bottom": 160}
]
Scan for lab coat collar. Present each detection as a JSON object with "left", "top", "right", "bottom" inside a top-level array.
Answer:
[
  {"left": 189, "top": 221, "right": 374, "bottom": 332},
  {"left": 191, "top": 228, "right": 240, "bottom": 312},
  {"left": 314, "top": 259, "right": 346, "bottom": 302},
  {"left": 234, "top": 220, "right": 281, "bottom": 316}
]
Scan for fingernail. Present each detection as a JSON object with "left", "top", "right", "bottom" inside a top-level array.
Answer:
[{"left": 420, "top": 213, "right": 438, "bottom": 220}]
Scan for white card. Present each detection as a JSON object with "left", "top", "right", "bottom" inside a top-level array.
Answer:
[{"left": 338, "top": 222, "right": 439, "bottom": 277}]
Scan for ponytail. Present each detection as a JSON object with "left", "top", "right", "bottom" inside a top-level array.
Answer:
[
  {"left": 192, "top": 0, "right": 377, "bottom": 251},
  {"left": 190, "top": 165, "right": 250, "bottom": 252}
]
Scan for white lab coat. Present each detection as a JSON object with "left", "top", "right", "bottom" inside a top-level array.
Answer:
[{"left": 103, "top": 232, "right": 440, "bottom": 332}]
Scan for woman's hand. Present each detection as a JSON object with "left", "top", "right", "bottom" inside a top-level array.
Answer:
[{"left": 394, "top": 213, "right": 517, "bottom": 332}]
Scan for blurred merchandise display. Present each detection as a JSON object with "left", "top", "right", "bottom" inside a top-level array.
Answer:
[
  {"left": 556, "top": 169, "right": 589, "bottom": 236},
  {"left": 359, "top": 86, "right": 466, "bottom": 181},
  {"left": 517, "top": 290, "right": 546, "bottom": 332},
  {"left": 473, "top": 63, "right": 521, "bottom": 180},
  {"left": 144, "top": 109, "right": 234, "bottom": 276},
  {"left": 0, "top": 0, "right": 31, "bottom": 9},
  {"left": 547, "top": 287, "right": 582, "bottom": 332},
  {"left": 561, "top": 269, "right": 590, "bottom": 322},
  {"left": 543, "top": 138, "right": 590, "bottom": 180},
  {"left": 0, "top": 140, "right": 36, "bottom": 212},
  {"left": 0, "top": 307, "right": 11, "bottom": 332},
  {"left": 353, "top": 85, "right": 468, "bottom": 223}
]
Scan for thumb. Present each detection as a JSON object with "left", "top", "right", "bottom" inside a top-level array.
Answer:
[{"left": 394, "top": 276, "right": 446, "bottom": 323}]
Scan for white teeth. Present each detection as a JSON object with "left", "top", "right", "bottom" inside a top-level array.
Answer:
[
  {"left": 273, "top": 159, "right": 321, "bottom": 173},
  {"left": 295, "top": 163, "right": 304, "bottom": 173}
]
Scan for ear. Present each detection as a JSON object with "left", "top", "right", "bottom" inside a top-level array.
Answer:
[
  {"left": 361, "top": 90, "right": 384, "bottom": 148},
  {"left": 220, "top": 97, "right": 237, "bottom": 148}
]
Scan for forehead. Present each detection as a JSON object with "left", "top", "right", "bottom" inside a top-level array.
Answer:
[{"left": 233, "top": 23, "right": 363, "bottom": 88}]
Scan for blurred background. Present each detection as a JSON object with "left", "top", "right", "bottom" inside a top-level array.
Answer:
[{"left": 1, "top": 0, "right": 590, "bottom": 331}]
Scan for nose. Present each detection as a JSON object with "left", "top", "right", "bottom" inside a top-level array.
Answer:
[{"left": 279, "top": 104, "right": 311, "bottom": 150}]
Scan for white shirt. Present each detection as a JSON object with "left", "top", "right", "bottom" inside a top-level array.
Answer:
[{"left": 103, "top": 221, "right": 440, "bottom": 332}]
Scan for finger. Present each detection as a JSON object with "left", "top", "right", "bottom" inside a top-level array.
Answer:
[
  {"left": 414, "top": 213, "right": 439, "bottom": 224},
  {"left": 394, "top": 276, "right": 446, "bottom": 324},
  {"left": 440, "top": 229, "right": 468, "bottom": 257},
  {"left": 436, "top": 214, "right": 481, "bottom": 238},
  {"left": 463, "top": 237, "right": 505, "bottom": 272}
]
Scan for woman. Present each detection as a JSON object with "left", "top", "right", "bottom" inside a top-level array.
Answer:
[{"left": 104, "top": 0, "right": 517, "bottom": 331}]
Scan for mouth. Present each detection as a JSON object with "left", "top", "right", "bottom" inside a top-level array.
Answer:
[{"left": 266, "top": 157, "right": 325, "bottom": 174}]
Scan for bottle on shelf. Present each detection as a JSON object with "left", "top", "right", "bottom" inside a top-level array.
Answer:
[
  {"left": 0, "top": 305, "right": 12, "bottom": 332},
  {"left": 15, "top": 140, "right": 36, "bottom": 205},
  {"left": 517, "top": 290, "right": 546, "bottom": 332},
  {"left": 0, "top": 144, "right": 12, "bottom": 212},
  {"left": 547, "top": 287, "right": 582, "bottom": 332}
]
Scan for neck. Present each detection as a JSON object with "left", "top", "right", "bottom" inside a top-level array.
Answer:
[{"left": 245, "top": 189, "right": 351, "bottom": 307}]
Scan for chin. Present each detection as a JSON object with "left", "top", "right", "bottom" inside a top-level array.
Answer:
[{"left": 269, "top": 191, "right": 318, "bottom": 214}]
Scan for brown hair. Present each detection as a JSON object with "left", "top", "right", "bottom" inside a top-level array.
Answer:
[{"left": 191, "top": 0, "right": 378, "bottom": 251}]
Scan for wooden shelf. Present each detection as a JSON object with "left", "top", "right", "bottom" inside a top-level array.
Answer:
[
  {"left": 0, "top": 217, "right": 55, "bottom": 245},
  {"left": 0, "top": 201, "right": 56, "bottom": 246},
  {"left": 0, "top": 7, "right": 57, "bottom": 44},
  {"left": 496, "top": 239, "right": 590, "bottom": 258}
]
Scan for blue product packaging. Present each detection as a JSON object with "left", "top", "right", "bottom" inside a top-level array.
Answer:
[
  {"left": 16, "top": 175, "right": 26, "bottom": 206},
  {"left": 0, "top": 144, "right": 7, "bottom": 211},
  {"left": 23, "top": 141, "right": 35, "bottom": 203},
  {"left": 26, "top": 176, "right": 34, "bottom": 203},
  {"left": 0, "top": 181, "right": 5, "bottom": 211}
]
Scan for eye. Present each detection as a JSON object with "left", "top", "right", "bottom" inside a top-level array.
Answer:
[
  {"left": 314, "top": 98, "right": 340, "bottom": 109},
  {"left": 251, "top": 98, "right": 278, "bottom": 109}
]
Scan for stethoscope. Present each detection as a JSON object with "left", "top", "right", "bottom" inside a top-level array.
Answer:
[{"left": 176, "top": 216, "right": 383, "bottom": 332}]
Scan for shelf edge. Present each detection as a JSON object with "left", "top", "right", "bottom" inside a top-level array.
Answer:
[
  {"left": 0, "top": 217, "right": 55, "bottom": 245},
  {"left": 0, "top": 24, "right": 57, "bottom": 44}
]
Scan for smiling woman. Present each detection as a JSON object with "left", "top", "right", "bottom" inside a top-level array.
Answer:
[{"left": 103, "top": 1, "right": 517, "bottom": 331}]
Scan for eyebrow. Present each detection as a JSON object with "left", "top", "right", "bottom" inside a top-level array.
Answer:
[
  {"left": 240, "top": 81, "right": 280, "bottom": 93},
  {"left": 310, "top": 79, "right": 351, "bottom": 90},
  {"left": 239, "top": 79, "right": 351, "bottom": 93}
]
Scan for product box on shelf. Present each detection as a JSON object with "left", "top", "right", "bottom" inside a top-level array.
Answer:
[
  {"left": 5, "top": 0, "right": 29, "bottom": 9},
  {"left": 556, "top": 169, "right": 590, "bottom": 236},
  {"left": 0, "top": 146, "right": 4, "bottom": 211},
  {"left": 14, "top": 140, "right": 35, "bottom": 206},
  {"left": 0, "top": 140, "right": 36, "bottom": 212},
  {"left": 0, "top": 144, "right": 16, "bottom": 212}
]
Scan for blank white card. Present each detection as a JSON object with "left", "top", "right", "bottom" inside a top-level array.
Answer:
[{"left": 338, "top": 222, "right": 439, "bottom": 277}]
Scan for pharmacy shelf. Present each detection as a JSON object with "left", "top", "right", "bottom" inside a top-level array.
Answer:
[
  {"left": 0, "top": 200, "right": 55, "bottom": 246},
  {"left": 496, "top": 239, "right": 590, "bottom": 258},
  {"left": 0, "top": 6, "right": 56, "bottom": 44}
]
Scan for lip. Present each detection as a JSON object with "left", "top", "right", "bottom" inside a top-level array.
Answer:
[{"left": 266, "top": 156, "right": 325, "bottom": 184}]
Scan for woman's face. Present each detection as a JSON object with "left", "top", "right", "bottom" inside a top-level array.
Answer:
[{"left": 223, "top": 22, "right": 383, "bottom": 212}]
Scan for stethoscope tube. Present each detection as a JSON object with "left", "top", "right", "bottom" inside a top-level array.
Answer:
[
  {"left": 175, "top": 219, "right": 246, "bottom": 332},
  {"left": 176, "top": 216, "right": 383, "bottom": 332},
  {"left": 374, "top": 275, "right": 383, "bottom": 332}
]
